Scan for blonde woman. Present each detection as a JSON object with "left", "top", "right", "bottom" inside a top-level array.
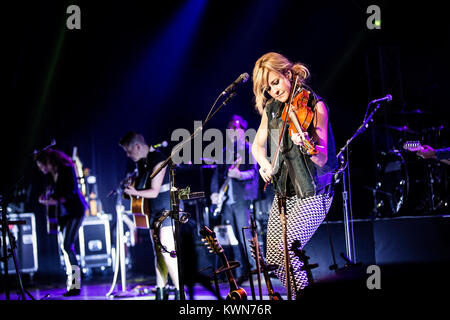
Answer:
[{"left": 251, "top": 52, "right": 338, "bottom": 298}]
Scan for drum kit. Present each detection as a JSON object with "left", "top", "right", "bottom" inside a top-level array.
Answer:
[{"left": 371, "top": 109, "right": 449, "bottom": 217}]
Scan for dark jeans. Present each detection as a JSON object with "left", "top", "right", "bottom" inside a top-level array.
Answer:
[
  {"left": 60, "top": 216, "right": 83, "bottom": 288},
  {"left": 219, "top": 200, "right": 255, "bottom": 279}
]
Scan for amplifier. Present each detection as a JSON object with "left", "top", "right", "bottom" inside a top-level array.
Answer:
[
  {"left": 0, "top": 213, "right": 39, "bottom": 275},
  {"left": 76, "top": 215, "right": 112, "bottom": 272}
]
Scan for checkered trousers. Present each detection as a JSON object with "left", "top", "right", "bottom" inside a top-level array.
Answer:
[{"left": 266, "top": 192, "right": 333, "bottom": 298}]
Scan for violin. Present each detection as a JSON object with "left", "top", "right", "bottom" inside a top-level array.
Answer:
[
  {"left": 281, "top": 86, "right": 318, "bottom": 156},
  {"left": 263, "top": 76, "right": 318, "bottom": 192}
]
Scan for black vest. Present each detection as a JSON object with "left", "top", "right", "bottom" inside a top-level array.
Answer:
[{"left": 265, "top": 86, "right": 338, "bottom": 198}]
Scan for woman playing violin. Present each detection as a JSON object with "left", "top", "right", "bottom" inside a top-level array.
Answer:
[{"left": 251, "top": 52, "right": 338, "bottom": 298}]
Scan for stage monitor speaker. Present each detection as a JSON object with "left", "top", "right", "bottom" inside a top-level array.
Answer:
[{"left": 0, "top": 213, "right": 39, "bottom": 276}]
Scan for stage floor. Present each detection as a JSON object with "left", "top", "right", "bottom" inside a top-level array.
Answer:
[
  {"left": 2, "top": 261, "right": 450, "bottom": 318},
  {"left": 1, "top": 276, "right": 288, "bottom": 300}
]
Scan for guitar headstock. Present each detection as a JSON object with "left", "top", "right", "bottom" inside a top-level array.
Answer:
[
  {"left": 403, "top": 141, "right": 423, "bottom": 152},
  {"left": 200, "top": 226, "right": 224, "bottom": 255}
]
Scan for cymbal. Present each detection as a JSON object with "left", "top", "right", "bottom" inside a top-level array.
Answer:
[
  {"left": 384, "top": 125, "right": 419, "bottom": 135},
  {"left": 175, "top": 163, "right": 217, "bottom": 169},
  {"left": 422, "top": 125, "right": 447, "bottom": 132},
  {"left": 395, "top": 109, "right": 431, "bottom": 115},
  {"left": 200, "top": 157, "right": 219, "bottom": 164},
  {"left": 200, "top": 164, "right": 217, "bottom": 169}
]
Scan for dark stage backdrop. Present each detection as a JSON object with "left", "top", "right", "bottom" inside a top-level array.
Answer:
[{"left": 3, "top": 0, "right": 449, "bottom": 276}]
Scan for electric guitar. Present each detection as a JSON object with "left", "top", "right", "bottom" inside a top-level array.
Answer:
[
  {"left": 200, "top": 226, "right": 247, "bottom": 301},
  {"left": 403, "top": 141, "right": 450, "bottom": 165},
  {"left": 211, "top": 155, "right": 242, "bottom": 217}
]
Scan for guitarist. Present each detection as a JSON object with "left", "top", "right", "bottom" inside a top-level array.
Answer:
[
  {"left": 118, "top": 131, "right": 180, "bottom": 300},
  {"left": 416, "top": 145, "right": 450, "bottom": 164},
  {"left": 35, "top": 148, "right": 87, "bottom": 297},
  {"left": 210, "top": 115, "right": 259, "bottom": 285}
]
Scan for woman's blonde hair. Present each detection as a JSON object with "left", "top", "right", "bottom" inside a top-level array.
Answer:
[{"left": 252, "top": 52, "right": 310, "bottom": 114}]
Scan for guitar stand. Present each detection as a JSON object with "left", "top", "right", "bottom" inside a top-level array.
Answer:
[
  {"left": 291, "top": 239, "right": 318, "bottom": 285},
  {"left": 210, "top": 261, "right": 240, "bottom": 299},
  {"left": 197, "top": 265, "right": 223, "bottom": 300},
  {"left": 242, "top": 213, "right": 263, "bottom": 300}
]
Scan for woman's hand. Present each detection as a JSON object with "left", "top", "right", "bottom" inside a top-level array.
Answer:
[
  {"left": 210, "top": 192, "right": 219, "bottom": 205},
  {"left": 291, "top": 131, "right": 309, "bottom": 146},
  {"left": 259, "top": 162, "right": 274, "bottom": 183}
]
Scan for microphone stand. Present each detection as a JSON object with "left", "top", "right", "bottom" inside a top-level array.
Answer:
[
  {"left": 335, "top": 102, "right": 384, "bottom": 265},
  {"left": 265, "top": 77, "right": 299, "bottom": 300},
  {"left": 148, "top": 91, "right": 238, "bottom": 300},
  {"left": 0, "top": 195, "right": 36, "bottom": 300},
  {"left": 106, "top": 186, "right": 131, "bottom": 298}
]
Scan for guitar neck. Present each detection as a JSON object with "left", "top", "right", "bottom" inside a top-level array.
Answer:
[
  {"left": 219, "top": 159, "right": 241, "bottom": 193},
  {"left": 252, "top": 239, "right": 279, "bottom": 299},
  {"left": 262, "top": 267, "right": 275, "bottom": 294},
  {"left": 219, "top": 177, "right": 231, "bottom": 193},
  {"left": 218, "top": 252, "right": 239, "bottom": 291}
]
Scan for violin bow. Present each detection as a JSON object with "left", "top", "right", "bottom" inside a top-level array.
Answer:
[{"left": 264, "top": 75, "right": 299, "bottom": 191}]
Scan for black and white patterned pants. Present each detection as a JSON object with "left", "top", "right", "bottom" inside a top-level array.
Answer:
[{"left": 266, "top": 192, "right": 333, "bottom": 298}]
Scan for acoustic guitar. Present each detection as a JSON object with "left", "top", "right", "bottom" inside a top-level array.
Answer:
[
  {"left": 200, "top": 226, "right": 247, "bottom": 301},
  {"left": 43, "top": 186, "right": 58, "bottom": 235},
  {"left": 121, "top": 170, "right": 151, "bottom": 229}
]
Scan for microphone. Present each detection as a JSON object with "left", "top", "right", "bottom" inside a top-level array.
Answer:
[
  {"left": 370, "top": 94, "right": 392, "bottom": 105},
  {"left": 221, "top": 73, "right": 250, "bottom": 96},
  {"left": 33, "top": 139, "right": 56, "bottom": 156},
  {"left": 150, "top": 141, "right": 168, "bottom": 152}
]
